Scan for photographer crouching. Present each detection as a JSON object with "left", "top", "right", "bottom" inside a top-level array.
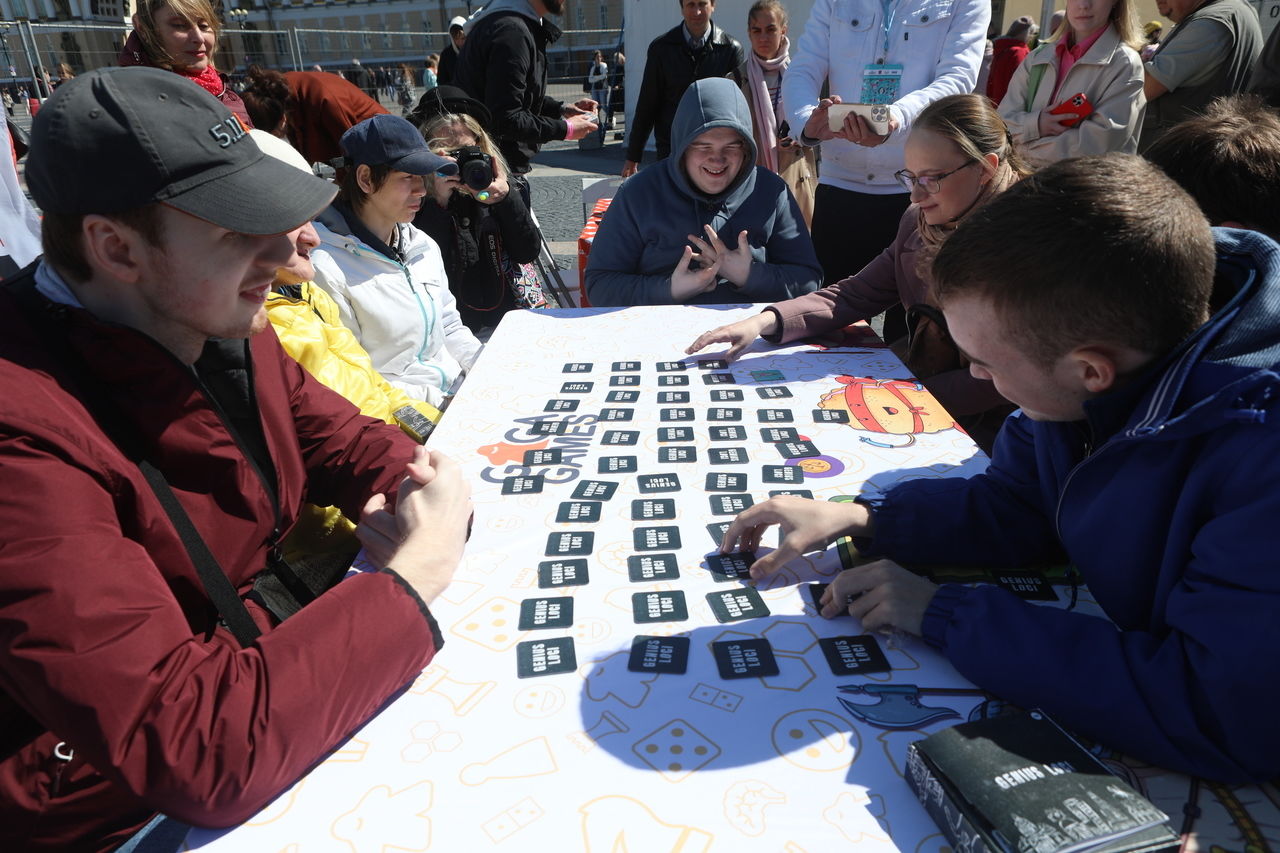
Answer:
[{"left": 413, "top": 86, "right": 545, "bottom": 336}]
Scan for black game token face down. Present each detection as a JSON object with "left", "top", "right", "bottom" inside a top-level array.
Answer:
[
  {"left": 703, "top": 373, "right": 736, "bottom": 385},
  {"left": 545, "top": 399, "right": 580, "bottom": 412},
  {"left": 757, "top": 386, "right": 793, "bottom": 399},
  {"left": 602, "top": 429, "right": 640, "bottom": 446},
  {"left": 806, "top": 582, "right": 828, "bottom": 611},
  {"left": 628, "top": 635, "right": 691, "bottom": 674},
  {"left": 572, "top": 479, "right": 618, "bottom": 501},
  {"left": 712, "top": 638, "right": 779, "bottom": 679},
  {"left": 760, "top": 427, "right": 800, "bottom": 443},
  {"left": 563, "top": 363, "right": 593, "bottom": 373},
  {"left": 762, "top": 465, "right": 803, "bottom": 483},
  {"left": 707, "top": 408, "right": 743, "bottom": 422},
  {"left": 524, "top": 448, "right": 564, "bottom": 465},
  {"left": 519, "top": 596, "right": 575, "bottom": 630},
  {"left": 757, "top": 409, "right": 794, "bottom": 423},
  {"left": 706, "top": 521, "right": 733, "bottom": 548},
  {"left": 658, "top": 374, "right": 690, "bottom": 386},
  {"left": 612, "top": 361, "right": 642, "bottom": 371},
  {"left": 705, "top": 472, "right": 748, "bottom": 491},
  {"left": 556, "top": 501, "right": 602, "bottom": 523},
  {"left": 516, "top": 637, "right": 577, "bottom": 678},
  {"left": 607, "top": 390, "right": 640, "bottom": 403},
  {"left": 818, "top": 635, "right": 892, "bottom": 675},
  {"left": 633, "top": 526, "right": 682, "bottom": 551},
  {"left": 529, "top": 420, "right": 568, "bottom": 435},
  {"left": 598, "top": 455, "right": 638, "bottom": 474},
  {"left": 631, "top": 590, "right": 689, "bottom": 623},
  {"left": 538, "top": 559, "right": 590, "bottom": 588},
  {"left": 637, "top": 473, "right": 681, "bottom": 493},
  {"left": 706, "top": 587, "right": 770, "bottom": 623},
  {"left": 814, "top": 408, "right": 851, "bottom": 423},
  {"left": 561, "top": 381, "right": 593, "bottom": 393},
  {"left": 627, "top": 553, "right": 680, "bottom": 582},
  {"left": 631, "top": 498, "right": 676, "bottom": 520},
  {"left": 658, "top": 426, "right": 694, "bottom": 442},
  {"left": 501, "top": 474, "right": 545, "bottom": 495},
  {"left": 706, "top": 551, "right": 756, "bottom": 581},
  {"left": 546, "top": 531, "right": 594, "bottom": 556},
  {"left": 657, "top": 391, "right": 690, "bottom": 403},
  {"left": 776, "top": 440, "right": 821, "bottom": 459},
  {"left": 994, "top": 571, "right": 1058, "bottom": 601},
  {"left": 709, "top": 447, "right": 749, "bottom": 465},
  {"left": 698, "top": 359, "right": 729, "bottom": 370},
  {"left": 708, "top": 493, "right": 754, "bottom": 516},
  {"left": 600, "top": 407, "right": 635, "bottom": 421},
  {"left": 710, "top": 389, "right": 744, "bottom": 402},
  {"left": 658, "top": 446, "right": 697, "bottom": 464},
  {"left": 660, "top": 407, "right": 695, "bottom": 421},
  {"left": 656, "top": 361, "right": 688, "bottom": 372},
  {"left": 769, "top": 489, "right": 814, "bottom": 499},
  {"left": 708, "top": 425, "right": 747, "bottom": 441}
]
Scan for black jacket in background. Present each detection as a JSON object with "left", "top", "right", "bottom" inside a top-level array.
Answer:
[
  {"left": 437, "top": 43, "right": 459, "bottom": 85},
  {"left": 626, "top": 21, "right": 745, "bottom": 163},
  {"left": 455, "top": 10, "right": 566, "bottom": 174}
]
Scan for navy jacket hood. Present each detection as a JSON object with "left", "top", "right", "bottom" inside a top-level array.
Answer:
[{"left": 666, "top": 77, "right": 758, "bottom": 206}]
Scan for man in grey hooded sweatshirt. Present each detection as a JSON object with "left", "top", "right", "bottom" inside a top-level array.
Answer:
[{"left": 585, "top": 77, "right": 821, "bottom": 306}]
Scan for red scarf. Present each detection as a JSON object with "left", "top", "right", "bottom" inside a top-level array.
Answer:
[{"left": 180, "top": 63, "right": 225, "bottom": 99}]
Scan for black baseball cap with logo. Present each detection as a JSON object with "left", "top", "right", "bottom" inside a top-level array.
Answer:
[{"left": 26, "top": 66, "right": 336, "bottom": 235}]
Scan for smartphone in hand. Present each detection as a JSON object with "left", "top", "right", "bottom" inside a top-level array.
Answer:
[{"left": 1049, "top": 92, "right": 1093, "bottom": 128}]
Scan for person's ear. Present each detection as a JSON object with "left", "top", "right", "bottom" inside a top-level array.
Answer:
[
  {"left": 356, "top": 164, "right": 374, "bottom": 194},
  {"left": 1069, "top": 345, "right": 1120, "bottom": 394},
  {"left": 979, "top": 152, "right": 999, "bottom": 186},
  {"left": 81, "top": 215, "right": 149, "bottom": 285}
]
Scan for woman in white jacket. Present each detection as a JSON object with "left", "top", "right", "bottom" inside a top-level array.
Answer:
[
  {"left": 997, "top": 0, "right": 1145, "bottom": 167},
  {"left": 311, "top": 114, "right": 483, "bottom": 409}
]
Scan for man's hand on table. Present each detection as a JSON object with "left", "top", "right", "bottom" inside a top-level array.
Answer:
[
  {"left": 720, "top": 496, "right": 873, "bottom": 578},
  {"left": 686, "top": 311, "right": 778, "bottom": 360},
  {"left": 357, "top": 446, "right": 472, "bottom": 605},
  {"left": 822, "top": 559, "right": 937, "bottom": 637}
]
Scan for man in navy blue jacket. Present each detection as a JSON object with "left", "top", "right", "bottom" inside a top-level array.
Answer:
[{"left": 721, "top": 153, "right": 1280, "bottom": 783}]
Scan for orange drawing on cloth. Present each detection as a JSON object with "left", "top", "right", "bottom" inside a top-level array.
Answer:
[
  {"left": 477, "top": 439, "right": 550, "bottom": 466},
  {"left": 818, "top": 376, "right": 958, "bottom": 448}
]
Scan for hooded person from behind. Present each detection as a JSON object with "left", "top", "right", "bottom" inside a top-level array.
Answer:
[{"left": 585, "top": 77, "right": 821, "bottom": 307}]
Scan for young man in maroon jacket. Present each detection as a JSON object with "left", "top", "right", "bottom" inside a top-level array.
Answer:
[{"left": 0, "top": 66, "right": 471, "bottom": 851}]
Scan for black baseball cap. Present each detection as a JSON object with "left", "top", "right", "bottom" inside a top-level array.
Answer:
[
  {"left": 26, "top": 66, "right": 336, "bottom": 235},
  {"left": 413, "top": 84, "right": 492, "bottom": 129},
  {"left": 340, "top": 114, "right": 458, "bottom": 176}
]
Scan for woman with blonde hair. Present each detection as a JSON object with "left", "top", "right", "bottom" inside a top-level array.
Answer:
[
  {"left": 688, "top": 94, "right": 1029, "bottom": 452},
  {"left": 414, "top": 102, "right": 543, "bottom": 334},
  {"left": 120, "top": 0, "right": 253, "bottom": 126},
  {"left": 998, "top": 0, "right": 1145, "bottom": 166},
  {"left": 741, "top": 0, "right": 817, "bottom": 227}
]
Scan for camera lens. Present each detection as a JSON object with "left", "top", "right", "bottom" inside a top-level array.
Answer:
[{"left": 450, "top": 146, "right": 495, "bottom": 192}]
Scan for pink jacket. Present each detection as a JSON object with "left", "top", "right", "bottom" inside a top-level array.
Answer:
[{"left": 766, "top": 206, "right": 1007, "bottom": 418}]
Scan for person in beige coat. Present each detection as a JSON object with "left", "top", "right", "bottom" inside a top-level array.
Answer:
[{"left": 998, "top": 0, "right": 1145, "bottom": 168}]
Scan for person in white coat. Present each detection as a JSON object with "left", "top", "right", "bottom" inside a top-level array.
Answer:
[
  {"left": 997, "top": 0, "right": 1146, "bottom": 168},
  {"left": 311, "top": 114, "right": 483, "bottom": 409}
]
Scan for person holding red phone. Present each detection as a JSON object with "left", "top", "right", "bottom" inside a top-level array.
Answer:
[{"left": 997, "top": 0, "right": 1146, "bottom": 166}]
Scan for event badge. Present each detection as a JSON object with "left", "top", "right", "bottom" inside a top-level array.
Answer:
[{"left": 861, "top": 63, "right": 903, "bottom": 105}]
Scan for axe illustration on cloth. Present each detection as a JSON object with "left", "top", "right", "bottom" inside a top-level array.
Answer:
[{"left": 836, "top": 684, "right": 987, "bottom": 730}]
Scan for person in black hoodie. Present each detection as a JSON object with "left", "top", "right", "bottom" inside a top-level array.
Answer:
[
  {"left": 454, "top": 0, "right": 598, "bottom": 175},
  {"left": 622, "top": 0, "right": 746, "bottom": 177}
]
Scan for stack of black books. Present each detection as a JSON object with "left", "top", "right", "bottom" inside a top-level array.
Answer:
[{"left": 906, "top": 710, "right": 1179, "bottom": 853}]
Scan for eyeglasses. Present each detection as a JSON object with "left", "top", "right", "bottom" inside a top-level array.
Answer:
[{"left": 893, "top": 160, "right": 976, "bottom": 194}]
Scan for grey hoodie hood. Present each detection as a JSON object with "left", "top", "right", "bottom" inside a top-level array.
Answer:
[
  {"left": 667, "top": 77, "right": 758, "bottom": 205},
  {"left": 464, "top": 0, "right": 539, "bottom": 32}
]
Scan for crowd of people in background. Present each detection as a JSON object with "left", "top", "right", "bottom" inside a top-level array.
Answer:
[{"left": 3, "top": 0, "right": 1280, "bottom": 849}]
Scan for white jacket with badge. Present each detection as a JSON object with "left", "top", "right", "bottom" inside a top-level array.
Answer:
[
  {"left": 310, "top": 206, "right": 483, "bottom": 408},
  {"left": 783, "top": 0, "right": 991, "bottom": 194}
]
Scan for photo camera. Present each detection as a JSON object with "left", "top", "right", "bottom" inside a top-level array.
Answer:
[{"left": 450, "top": 146, "right": 495, "bottom": 191}]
